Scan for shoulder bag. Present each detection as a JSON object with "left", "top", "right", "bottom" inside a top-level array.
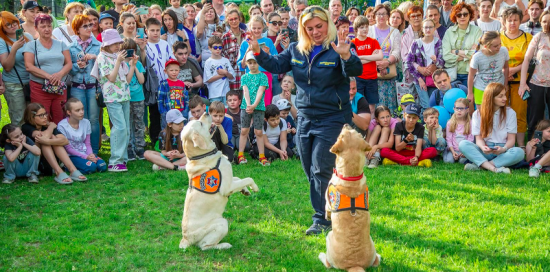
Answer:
[
  {"left": 377, "top": 28, "right": 397, "bottom": 80},
  {"left": 526, "top": 33, "right": 542, "bottom": 84},
  {"left": 56, "top": 27, "right": 74, "bottom": 85},
  {"left": 34, "top": 40, "right": 67, "bottom": 95},
  {"left": 6, "top": 44, "right": 31, "bottom": 101}
]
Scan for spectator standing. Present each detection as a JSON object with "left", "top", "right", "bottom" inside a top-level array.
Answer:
[
  {"left": 476, "top": 0, "right": 502, "bottom": 32},
  {"left": 20, "top": 1, "right": 41, "bottom": 40},
  {"left": 520, "top": 0, "right": 544, "bottom": 35},
  {"left": 222, "top": 9, "right": 247, "bottom": 93},
  {"left": 52, "top": 2, "right": 84, "bottom": 46}
]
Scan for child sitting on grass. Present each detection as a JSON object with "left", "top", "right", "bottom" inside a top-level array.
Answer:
[
  {"left": 381, "top": 104, "right": 437, "bottom": 167},
  {"left": 393, "top": 94, "right": 416, "bottom": 121},
  {"left": 0, "top": 124, "right": 40, "bottom": 184},
  {"left": 188, "top": 95, "right": 206, "bottom": 121},
  {"left": 144, "top": 109, "right": 187, "bottom": 171},
  {"left": 423, "top": 107, "right": 447, "bottom": 157},
  {"left": 366, "top": 105, "right": 398, "bottom": 168},
  {"left": 526, "top": 120, "right": 550, "bottom": 178},
  {"left": 445, "top": 98, "right": 473, "bottom": 164},
  {"left": 252, "top": 104, "right": 294, "bottom": 162},
  {"left": 58, "top": 98, "right": 107, "bottom": 175},
  {"left": 209, "top": 101, "right": 234, "bottom": 162},
  {"left": 275, "top": 99, "right": 296, "bottom": 152}
]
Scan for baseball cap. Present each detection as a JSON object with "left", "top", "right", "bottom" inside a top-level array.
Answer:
[
  {"left": 245, "top": 51, "right": 256, "bottom": 62},
  {"left": 166, "top": 109, "right": 186, "bottom": 124},
  {"left": 99, "top": 12, "right": 116, "bottom": 23},
  {"left": 23, "top": 1, "right": 42, "bottom": 11},
  {"left": 404, "top": 104, "right": 421, "bottom": 116},
  {"left": 165, "top": 59, "right": 180, "bottom": 69},
  {"left": 276, "top": 99, "right": 291, "bottom": 111},
  {"left": 400, "top": 94, "right": 415, "bottom": 106}
]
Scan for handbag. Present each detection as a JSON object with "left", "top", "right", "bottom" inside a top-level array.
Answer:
[
  {"left": 377, "top": 29, "right": 397, "bottom": 80},
  {"left": 6, "top": 45, "right": 31, "bottom": 101},
  {"left": 95, "top": 83, "right": 106, "bottom": 108},
  {"left": 425, "top": 75, "right": 436, "bottom": 87},
  {"left": 526, "top": 33, "right": 541, "bottom": 84},
  {"left": 34, "top": 40, "right": 67, "bottom": 95}
]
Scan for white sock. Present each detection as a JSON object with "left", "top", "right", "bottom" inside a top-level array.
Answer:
[
  {"left": 534, "top": 164, "right": 542, "bottom": 169},
  {"left": 375, "top": 151, "right": 380, "bottom": 158}
]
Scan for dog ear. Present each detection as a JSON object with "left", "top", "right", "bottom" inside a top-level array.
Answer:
[
  {"left": 200, "top": 112, "right": 213, "bottom": 128},
  {"left": 360, "top": 139, "right": 371, "bottom": 152},
  {"left": 330, "top": 133, "right": 347, "bottom": 154},
  {"left": 191, "top": 131, "right": 208, "bottom": 150}
]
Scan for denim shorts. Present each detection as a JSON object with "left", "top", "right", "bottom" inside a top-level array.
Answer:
[{"left": 356, "top": 77, "right": 379, "bottom": 104}]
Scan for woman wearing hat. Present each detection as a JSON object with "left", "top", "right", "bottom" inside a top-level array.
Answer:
[
  {"left": 20, "top": 0, "right": 42, "bottom": 39},
  {"left": 23, "top": 14, "right": 73, "bottom": 124},
  {"left": 250, "top": 6, "right": 362, "bottom": 235}
]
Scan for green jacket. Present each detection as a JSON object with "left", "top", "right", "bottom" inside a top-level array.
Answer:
[{"left": 442, "top": 24, "right": 483, "bottom": 75}]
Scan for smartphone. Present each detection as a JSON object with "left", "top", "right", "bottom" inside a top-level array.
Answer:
[
  {"left": 76, "top": 51, "right": 86, "bottom": 62},
  {"left": 259, "top": 42, "right": 266, "bottom": 48},
  {"left": 16, "top": 29, "right": 24, "bottom": 40},
  {"left": 535, "top": 131, "right": 543, "bottom": 141},
  {"left": 281, "top": 29, "right": 289, "bottom": 37},
  {"left": 489, "top": 146, "right": 498, "bottom": 150},
  {"left": 135, "top": 7, "right": 149, "bottom": 15},
  {"left": 206, "top": 0, "right": 212, "bottom": 4},
  {"left": 522, "top": 90, "right": 531, "bottom": 101},
  {"left": 126, "top": 49, "right": 135, "bottom": 58},
  {"left": 137, "top": 28, "right": 145, "bottom": 39}
]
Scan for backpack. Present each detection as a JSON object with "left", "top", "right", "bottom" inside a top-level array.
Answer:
[
  {"left": 143, "top": 57, "right": 159, "bottom": 106},
  {"left": 263, "top": 119, "right": 284, "bottom": 132}
]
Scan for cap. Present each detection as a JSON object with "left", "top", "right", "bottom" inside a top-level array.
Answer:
[
  {"left": 99, "top": 12, "right": 116, "bottom": 23},
  {"left": 276, "top": 99, "right": 291, "bottom": 111},
  {"left": 23, "top": 1, "right": 41, "bottom": 11},
  {"left": 166, "top": 109, "right": 186, "bottom": 124},
  {"left": 245, "top": 51, "right": 256, "bottom": 62},
  {"left": 165, "top": 59, "right": 180, "bottom": 69},
  {"left": 404, "top": 104, "right": 421, "bottom": 116},
  {"left": 400, "top": 94, "right": 415, "bottom": 106},
  {"left": 101, "top": 29, "right": 123, "bottom": 47}
]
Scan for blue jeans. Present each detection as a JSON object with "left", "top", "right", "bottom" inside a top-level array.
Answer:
[
  {"left": 456, "top": 74, "right": 468, "bottom": 88},
  {"left": 297, "top": 113, "right": 352, "bottom": 226},
  {"left": 272, "top": 74, "right": 282, "bottom": 97},
  {"left": 105, "top": 101, "right": 130, "bottom": 165},
  {"left": 71, "top": 86, "right": 100, "bottom": 154},
  {"left": 209, "top": 96, "right": 226, "bottom": 104},
  {"left": 414, "top": 84, "right": 437, "bottom": 114},
  {"left": 423, "top": 136, "right": 447, "bottom": 152},
  {"left": 458, "top": 141, "right": 525, "bottom": 168},
  {"left": 69, "top": 156, "right": 107, "bottom": 174},
  {"left": 3, "top": 153, "right": 40, "bottom": 180}
]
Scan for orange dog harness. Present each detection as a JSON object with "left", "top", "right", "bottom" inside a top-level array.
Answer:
[
  {"left": 191, "top": 158, "right": 223, "bottom": 194},
  {"left": 328, "top": 183, "right": 369, "bottom": 213}
]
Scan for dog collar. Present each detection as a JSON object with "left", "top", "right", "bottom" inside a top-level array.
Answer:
[
  {"left": 188, "top": 148, "right": 218, "bottom": 161},
  {"left": 333, "top": 169, "right": 364, "bottom": 181}
]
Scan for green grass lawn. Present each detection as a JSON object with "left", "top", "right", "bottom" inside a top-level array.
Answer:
[{"left": 0, "top": 98, "right": 549, "bottom": 271}]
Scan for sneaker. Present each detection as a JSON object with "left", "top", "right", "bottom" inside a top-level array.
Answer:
[
  {"left": 418, "top": 159, "right": 433, "bottom": 168},
  {"left": 2, "top": 177, "right": 14, "bottom": 184},
  {"left": 382, "top": 158, "right": 397, "bottom": 166},
  {"left": 177, "top": 165, "right": 186, "bottom": 171},
  {"left": 28, "top": 174, "right": 39, "bottom": 183},
  {"left": 259, "top": 157, "right": 270, "bottom": 166},
  {"left": 494, "top": 167, "right": 511, "bottom": 174},
  {"left": 127, "top": 152, "right": 136, "bottom": 161},
  {"left": 305, "top": 223, "right": 331, "bottom": 235},
  {"left": 529, "top": 166, "right": 541, "bottom": 178},
  {"left": 368, "top": 157, "right": 380, "bottom": 169},
  {"left": 136, "top": 150, "right": 145, "bottom": 160},
  {"left": 152, "top": 164, "right": 165, "bottom": 171},
  {"left": 464, "top": 163, "right": 480, "bottom": 171},
  {"left": 238, "top": 155, "right": 247, "bottom": 165},
  {"left": 108, "top": 164, "right": 128, "bottom": 172},
  {"left": 0, "top": 161, "right": 4, "bottom": 170},
  {"left": 101, "top": 134, "right": 110, "bottom": 142}
]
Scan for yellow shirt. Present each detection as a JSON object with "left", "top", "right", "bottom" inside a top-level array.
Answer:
[{"left": 500, "top": 31, "right": 532, "bottom": 82}]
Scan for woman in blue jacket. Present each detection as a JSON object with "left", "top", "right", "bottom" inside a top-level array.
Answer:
[
  {"left": 69, "top": 14, "right": 101, "bottom": 154},
  {"left": 250, "top": 6, "right": 363, "bottom": 235}
]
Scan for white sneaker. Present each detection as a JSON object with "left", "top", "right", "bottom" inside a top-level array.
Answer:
[
  {"left": 152, "top": 164, "right": 165, "bottom": 171},
  {"left": 464, "top": 163, "right": 480, "bottom": 171},
  {"left": 368, "top": 157, "right": 380, "bottom": 169},
  {"left": 494, "top": 167, "right": 511, "bottom": 174},
  {"left": 529, "top": 167, "right": 540, "bottom": 178}
]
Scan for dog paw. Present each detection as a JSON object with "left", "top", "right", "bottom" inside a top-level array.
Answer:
[
  {"left": 241, "top": 188, "right": 251, "bottom": 196},
  {"left": 214, "top": 243, "right": 232, "bottom": 250},
  {"left": 372, "top": 254, "right": 381, "bottom": 267},
  {"left": 318, "top": 253, "right": 331, "bottom": 268},
  {"left": 250, "top": 183, "right": 259, "bottom": 192},
  {"left": 179, "top": 239, "right": 190, "bottom": 249}
]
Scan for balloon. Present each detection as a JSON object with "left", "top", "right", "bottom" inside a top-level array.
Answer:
[
  {"left": 443, "top": 88, "right": 467, "bottom": 114},
  {"left": 434, "top": 106, "right": 450, "bottom": 128}
]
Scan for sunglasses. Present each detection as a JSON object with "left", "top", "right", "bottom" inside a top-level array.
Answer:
[
  {"left": 270, "top": 21, "right": 283, "bottom": 26},
  {"left": 81, "top": 23, "right": 94, "bottom": 30},
  {"left": 211, "top": 45, "right": 223, "bottom": 50},
  {"left": 301, "top": 6, "right": 324, "bottom": 18},
  {"left": 410, "top": 14, "right": 422, "bottom": 19},
  {"left": 456, "top": 12, "right": 470, "bottom": 18}
]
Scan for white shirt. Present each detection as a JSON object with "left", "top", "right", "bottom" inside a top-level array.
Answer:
[
  {"left": 422, "top": 40, "right": 435, "bottom": 66},
  {"left": 146, "top": 40, "right": 175, "bottom": 83},
  {"left": 263, "top": 118, "right": 288, "bottom": 145},
  {"left": 52, "top": 25, "right": 77, "bottom": 46},
  {"left": 472, "top": 107, "right": 517, "bottom": 144},
  {"left": 203, "top": 57, "right": 235, "bottom": 99},
  {"left": 476, "top": 19, "right": 502, "bottom": 33}
]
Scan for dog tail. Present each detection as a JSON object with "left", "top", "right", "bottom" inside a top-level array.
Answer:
[{"left": 347, "top": 267, "right": 365, "bottom": 272}]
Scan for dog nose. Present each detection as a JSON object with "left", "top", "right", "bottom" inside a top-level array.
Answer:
[{"left": 343, "top": 124, "right": 352, "bottom": 130}]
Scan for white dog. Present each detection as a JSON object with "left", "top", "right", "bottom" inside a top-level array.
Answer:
[{"left": 179, "top": 113, "right": 259, "bottom": 250}]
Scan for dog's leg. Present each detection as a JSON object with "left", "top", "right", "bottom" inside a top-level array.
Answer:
[
  {"left": 198, "top": 218, "right": 232, "bottom": 250},
  {"left": 318, "top": 253, "right": 331, "bottom": 268},
  {"left": 224, "top": 177, "right": 259, "bottom": 196},
  {"left": 179, "top": 238, "right": 190, "bottom": 249},
  {"left": 233, "top": 177, "right": 251, "bottom": 196}
]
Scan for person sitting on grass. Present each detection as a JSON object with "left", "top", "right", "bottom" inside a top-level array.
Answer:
[
  {"left": 252, "top": 104, "right": 293, "bottom": 162},
  {"left": 380, "top": 104, "right": 438, "bottom": 167},
  {"left": 188, "top": 95, "right": 207, "bottom": 121},
  {"left": 429, "top": 69, "right": 467, "bottom": 107},
  {"left": 22, "top": 103, "right": 87, "bottom": 184},
  {"left": 58, "top": 98, "right": 107, "bottom": 175},
  {"left": 208, "top": 101, "right": 234, "bottom": 163},
  {"left": 366, "top": 105, "right": 398, "bottom": 169},
  {"left": 444, "top": 98, "right": 473, "bottom": 164},
  {"left": 526, "top": 120, "right": 550, "bottom": 178},
  {"left": 144, "top": 109, "right": 187, "bottom": 171},
  {"left": 423, "top": 107, "right": 447, "bottom": 158},
  {"left": 349, "top": 77, "right": 372, "bottom": 135},
  {"left": 458, "top": 82, "right": 525, "bottom": 174},
  {"left": 275, "top": 99, "right": 297, "bottom": 154},
  {"left": 393, "top": 94, "right": 416, "bottom": 121},
  {"left": 0, "top": 124, "right": 41, "bottom": 184}
]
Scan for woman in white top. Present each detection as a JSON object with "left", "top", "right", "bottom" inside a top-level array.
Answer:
[
  {"left": 491, "top": 0, "right": 528, "bottom": 21},
  {"left": 459, "top": 82, "right": 525, "bottom": 173},
  {"left": 195, "top": 3, "right": 224, "bottom": 66},
  {"left": 476, "top": 0, "right": 502, "bottom": 32},
  {"left": 52, "top": 2, "right": 84, "bottom": 46}
]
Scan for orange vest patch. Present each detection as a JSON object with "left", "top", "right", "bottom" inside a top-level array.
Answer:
[
  {"left": 328, "top": 184, "right": 369, "bottom": 213},
  {"left": 191, "top": 159, "right": 222, "bottom": 194}
]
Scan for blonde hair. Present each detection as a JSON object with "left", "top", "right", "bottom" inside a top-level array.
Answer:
[
  {"left": 208, "top": 101, "right": 225, "bottom": 114},
  {"left": 423, "top": 108, "right": 439, "bottom": 118},
  {"left": 448, "top": 98, "right": 471, "bottom": 135},
  {"left": 248, "top": 15, "right": 266, "bottom": 30},
  {"left": 297, "top": 6, "right": 337, "bottom": 56},
  {"left": 150, "top": 5, "right": 163, "bottom": 14},
  {"left": 64, "top": 2, "right": 85, "bottom": 23}
]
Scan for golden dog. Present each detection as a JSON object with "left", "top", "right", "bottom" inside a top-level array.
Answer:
[
  {"left": 319, "top": 124, "right": 381, "bottom": 271},
  {"left": 179, "top": 113, "right": 259, "bottom": 250}
]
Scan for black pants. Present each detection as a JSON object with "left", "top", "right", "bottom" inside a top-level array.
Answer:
[
  {"left": 252, "top": 141, "right": 294, "bottom": 161},
  {"left": 148, "top": 104, "right": 161, "bottom": 144},
  {"left": 211, "top": 126, "right": 235, "bottom": 162},
  {"left": 527, "top": 83, "right": 550, "bottom": 139}
]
